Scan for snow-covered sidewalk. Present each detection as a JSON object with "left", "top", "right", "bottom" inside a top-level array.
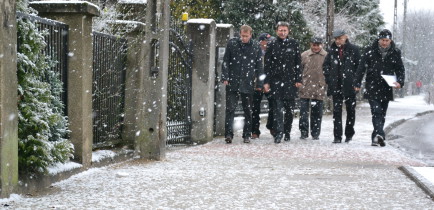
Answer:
[{"left": 1, "top": 95, "right": 433, "bottom": 209}]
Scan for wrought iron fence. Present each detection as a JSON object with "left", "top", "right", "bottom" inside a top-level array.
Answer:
[
  {"left": 16, "top": 12, "right": 69, "bottom": 113},
  {"left": 166, "top": 19, "right": 193, "bottom": 145},
  {"left": 92, "top": 32, "right": 127, "bottom": 148}
]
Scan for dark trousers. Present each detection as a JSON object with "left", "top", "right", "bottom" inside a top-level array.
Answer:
[
  {"left": 299, "top": 98, "right": 323, "bottom": 138},
  {"left": 332, "top": 93, "right": 356, "bottom": 140},
  {"left": 252, "top": 91, "right": 274, "bottom": 135},
  {"left": 265, "top": 96, "right": 274, "bottom": 131},
  {"left": 273, "top": 98, "right": 295, "bottom": 137},
  {"left": 225, "top": 91, "right": 253, "bottom": 138},
  {"left": 368, "top": 99, "right": 389, "bottom": 142}
]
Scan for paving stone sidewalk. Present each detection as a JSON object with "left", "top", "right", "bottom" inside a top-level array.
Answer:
[{"left": 2, "top": 96, "right": 434, "bottom": 209}]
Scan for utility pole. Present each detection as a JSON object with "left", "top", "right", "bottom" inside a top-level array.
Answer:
[
  {"left": 326, "top": 0, "right": 334, "bottom": 48},
  {"left": 402, "top": 0, "right": 408, "bottom": 57},
  {"left": 393, "top": 0, "right": 398, "bottom": 37}
]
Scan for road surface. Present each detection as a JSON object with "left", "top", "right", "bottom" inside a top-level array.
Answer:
[{"left": 389, "top": 112, "right": 434, "bottom": 166}]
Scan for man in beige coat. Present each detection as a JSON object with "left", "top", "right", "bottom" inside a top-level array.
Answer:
[{"left": 299, "top": 37, "right": 327, "bottom": 140}]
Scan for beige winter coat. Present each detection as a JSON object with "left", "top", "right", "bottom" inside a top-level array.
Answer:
[{"left": 299, "top": 49, "right": 327, "bottom": 100}]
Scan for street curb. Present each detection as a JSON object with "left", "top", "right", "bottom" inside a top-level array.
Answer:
[
  {"left": 384, "top": 110, "right": 434, "bottom": 135},
  {"left": 388, "top": 110, "right": 434, "bottom": 200},
  {"left": 399, "top": 166, "right": 434, "bottom": 201}
]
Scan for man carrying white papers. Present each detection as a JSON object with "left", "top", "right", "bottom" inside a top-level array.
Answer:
[
  {"left": 354, "top": 29, "right": 405, "bottom": 147},
  {"left": 381, "top": 75, "right": 397, "bottom": 87}
]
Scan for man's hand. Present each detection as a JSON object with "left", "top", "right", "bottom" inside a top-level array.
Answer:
[
  {"left": 393, "top": 82, "right": 401, "bottom": 89},
  {"left": 223, "top": 80, "right": 229, "bottom": 85},
  {"left": 295, "top": 82, "right": 302, "bottom": 88},
  {"left": 263, "top": 84, "right": 270, "bottom": 93},
  {"left": 354, "top": 87, "right": 361, "bottom": 92}
]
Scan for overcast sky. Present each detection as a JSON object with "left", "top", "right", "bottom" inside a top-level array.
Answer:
[{"left": 380, "top": 0, "right": 434, "bottom": 29}]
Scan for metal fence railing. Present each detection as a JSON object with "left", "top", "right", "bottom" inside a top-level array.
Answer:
[
  {"left": 166, "top": 19, "right": 193, "bottom": 145},
  {"left": 92, "top": 32, "right": 127, "bottom": 148},
  {"left": 17, "top": 12, "right": 69, "bottom": 113}
]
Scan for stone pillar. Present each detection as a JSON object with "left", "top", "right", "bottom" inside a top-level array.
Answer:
[
  {"left": 0, "top": 0, "right": 19, "bottom": 197},
  {"left": 30, "top": 1, "right": 100, "bottom": 167},
  {"left": 134, "top": 0, "right": 170, "bottom": 159},
  {"left": 111, "top": 21, "right": 146, "bottom": 148},
  {"left": 214, "top": 24, "right": 234, "bottom": 136},
  {"left": 116, "top": 1, "right": 146, "bottom": 22},
  {"left": 187, "top": 19, "right": 217, "bottom": 144}
]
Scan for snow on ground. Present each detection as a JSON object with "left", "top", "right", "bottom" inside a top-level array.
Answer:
[
  {"left": 1, "top": 95, "right": 433, "bottom": 209},
  {"left": 47, "top": 161, "right": 81, "bottom": 175},
  {"left": 413, "top": 167, "right": 434, "bottom": 185}
]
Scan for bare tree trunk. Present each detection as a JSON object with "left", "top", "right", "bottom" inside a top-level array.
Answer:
[
  {"left": 326, "top": 0, "right": 334, "bottom": 48},
  {"left": 324, "top": 0, "right": 334, "bottom": 114}
]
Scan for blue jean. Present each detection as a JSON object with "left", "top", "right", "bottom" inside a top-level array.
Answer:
[
  {"left": 299, "top": 98, "right": 323, "bottom": 138},
  {"left": 368, "top": 99, "right": 389, "bottom": 142}
]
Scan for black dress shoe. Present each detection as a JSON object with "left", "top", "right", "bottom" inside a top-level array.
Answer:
[
  {"left": 377, "top": 135, "right": 386, "bottom": 147},
  {"left": 243, "top": 137, "right": 251, "bottom": 143},
  {"left": 371, "top": 137, "right": 378, "bottom": 146},
  {"left": 345, "top": 137, "right": 352, "bottom": 143},
  {"left": 225, "top": 136, "right": 232, "bottom": 144},
  {"left": 274, "top": 137, "right": 281, "bottom": 143},
  {"left": 300, "top": 135, "right": 308, "bottom": 140},
  {"left": 284, "top": 135, "right": 290, "bottom": 141},
  {"left": 312, "top": 136, "right": 319, "bottom": 140},
  {"left": 274, "top": 133, "right": 283, "bottom": 143},
  {"left": 332, "top": 138, "right": 342, "bottom": 143}
]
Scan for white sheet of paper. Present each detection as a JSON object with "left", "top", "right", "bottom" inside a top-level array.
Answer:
[{"left": 381, "top": 75, "right": 397, "bottom": 87}]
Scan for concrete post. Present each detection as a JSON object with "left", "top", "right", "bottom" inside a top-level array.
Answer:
[
  {"left": 110, "top": 20, "right": 147, "bottom": 148},
  {"left": 187, "top": 19, "right": 217, "bottom": 144},
  {"left": 134, "top": 0, "right": 170, "bottom": 159},
  {"left": 0, "top": 0, "right": 19, "bottom": 197},
  {"left": 213, "top": 24, "right": 234, "bottom": 136},
  {"left": 30, "top": 1, "right": 100, "bottom": 167},
  {"left": 116, "top": 1, "right": 146, "bottom": 22}
]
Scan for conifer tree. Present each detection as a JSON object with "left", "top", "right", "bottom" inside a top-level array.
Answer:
[
  {"left": 16, "top": 0, "right": 74, "bottom": 175},
  {"left": 334, "top": 0, "right": 384, "bottom": 46},
  {"left": 218, "top": 0, "right": 313, "bottom": 49}
]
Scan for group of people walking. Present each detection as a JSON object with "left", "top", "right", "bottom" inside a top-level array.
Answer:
[{"left": 221, "top": 21, "right": 405, "bottom": 147}]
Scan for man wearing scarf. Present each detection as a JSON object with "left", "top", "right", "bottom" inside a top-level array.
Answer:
[{"left": 354, "top": 29, "right": 405, "bottom": 147}]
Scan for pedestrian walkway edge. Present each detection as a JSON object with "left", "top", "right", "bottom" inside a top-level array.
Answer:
[
  {"left": 384, "top": 110, "right": 434, "bottom": 135},
  {"left": 399, "top": 166, "right": 434, "bottom": 201},
  {"left": 384, "top": 110, "right": 434, "bottom": 134}
]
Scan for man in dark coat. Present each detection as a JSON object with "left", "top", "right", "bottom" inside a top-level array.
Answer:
[
  {"left": 221, "top": 25, "right": 264, "bottom": 144},
  {"left": 323, "top": 29, "right": 360, "bottom": 143},
  {"left": 354, "top": 29, "right": 405, "bottom": 147},
  {"left": 251, "top": 33, "right": 274, "bottom": 139},
  {"left": 263, "top": 21, "right": 302, "bottom": 143}
]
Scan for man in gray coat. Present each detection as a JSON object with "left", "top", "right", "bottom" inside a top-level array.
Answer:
[
  {"left": 299, "top": 37, "right": 327, "bottom": 140},
  {"left": 222, "top": 25, "right": 264, "bottom": 144}
]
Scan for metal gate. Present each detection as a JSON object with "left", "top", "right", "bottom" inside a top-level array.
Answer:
[
  {"left": 92, "top": 31, "right": 127, "bottom": 148},
  {"left": 166, "top": 21, "right": 193, "bottom": 145}
]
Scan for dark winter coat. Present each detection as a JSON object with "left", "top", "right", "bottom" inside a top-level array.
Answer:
[
  {"left": 221, "top": 38, "right": 264, "bottom": 94},
  {"left": 323, "top": 40, "right": 360, "bottom": 96},
  {"left": 354, "top": 40, "right": 405, "bottom": 101},
  {"left": 264, "top": 37, "right": 302, "bottom": 99}
]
